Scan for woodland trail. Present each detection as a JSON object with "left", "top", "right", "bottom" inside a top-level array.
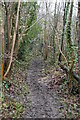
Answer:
[{"left": 25, "top": 58, "right": 63, "bottom": 118}]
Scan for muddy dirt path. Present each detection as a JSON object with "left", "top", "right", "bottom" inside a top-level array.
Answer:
[{"left": 25, "top": 59, "right": 62, "bottom": 118}]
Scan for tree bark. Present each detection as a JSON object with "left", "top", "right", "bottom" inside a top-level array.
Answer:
[
  {"left": 5, "top": 3, "right": 10, "bottom": 51},
  {"left": 67, "top": 1, "right": 73, "bottom": 48},
  {"left": 66, "top": 0, "right": 74, "bottom": 93},
  {"left": 14, "top": 10, "right": 20, "bottom": 57},
  {"left": 78, "top": 2, "right": 80, "bottom": 76},
  {"left": 43, "top": 2, "right": 48, "bottom": 60},
  {"left": 77, "top": 2, "right": 80, "bottom": 103},
  {"left": 58, "top": 2, "right": 70, "bottom": 62},
  {"left": 53, "top": 2, "right": 57, "bottom": 63}
]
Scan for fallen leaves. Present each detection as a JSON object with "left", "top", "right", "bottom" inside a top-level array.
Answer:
[{"left": 42, "top": 64, "right": 80, "bottom": 118}]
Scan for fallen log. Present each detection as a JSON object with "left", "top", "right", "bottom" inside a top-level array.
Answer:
[{"left": 58, "top": 62, "right": 80, "bottom": 83}]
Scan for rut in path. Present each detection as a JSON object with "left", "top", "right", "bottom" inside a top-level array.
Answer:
[{"left": 25, "top": 59, "right": 62, "bottom": 118}]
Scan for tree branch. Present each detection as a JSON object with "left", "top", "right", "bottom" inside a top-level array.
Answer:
[{"left": 58, "top": 62, "right": 80, "bottom": 82}]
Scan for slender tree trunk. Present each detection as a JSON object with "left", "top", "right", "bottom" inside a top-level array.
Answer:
[
  {"left": 14, "top": 10, "right": 20, "bottom": 57},
  {"left": 53, "top": 2, "right": 57, "bottom": 63},
  {"left": 43, "top": 20, "right": 48, "bottom": 60},
  {"left": 2, "top": 19, "right": 4, "bottom": 82},
  {"left": 78, "top": 2, "right": 80, "bottom": 102},
  {"left": 66, "top": 0, "right": 74, "bottom": 93},
  {"left": 58, "top": 2, "right": 70, "bottom": 62},
  {"left": 5, "top": 3, "right": 10, "bottom": 51},
  {"left": 4, "top": 3, "right": 11, "bottom": 73},
  {"left": 0, "top": 3, "right": 4, "bottom": 82},
  {"left": 78, "top": 2, "right": 80, "bottom": 76},
  {"left": 43, "top": 2, "right": 48, "bottom": 60},
  {"left": 0, "top": 2, "right": 3, "bottom": 110},
  {"left": 67, "top": 1, "right": 73, "bottom": 48},
  {"left": 4, "top": 0, "right": 21, "bottom": 78}
]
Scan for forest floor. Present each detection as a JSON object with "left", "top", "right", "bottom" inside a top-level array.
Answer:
[
  {"left": 2, "top": 57, "right": 80, "bottom": 119},
  {"left": 25, "top": 58, "right": 63, "bottom": 118}
]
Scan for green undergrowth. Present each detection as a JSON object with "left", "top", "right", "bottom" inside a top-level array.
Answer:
[
  {"left": 58, "top": 78, "right": 80, "bottom": 118},
  {"left": 2, "top": 97, "right": 25, "bottom": 118},
  {"left": 2, "top": 57, "right": 31, "bottom": 118}
]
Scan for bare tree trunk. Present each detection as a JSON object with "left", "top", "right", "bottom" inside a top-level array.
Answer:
[
  {"left": 5, "top": 3, "right": 10, "bottom": 51},
  {"left": 2, "top": 18, "right": 4, "bottom": 82},
  {"left": 0, "top": 3, "right": 4, "bottom": 81},
  {"left": 78, "top": 2, "right": 80, "bottom": 76},
  {"left": 58, "top": 2, "right": 70, "bottom": 62},
  {"left": 4, "top": 3, "right": 11, "bottom": 72},
  {"left": 14, "top": 10, "right": 20, "bottom": 57},
  {"left": 52, "top": 2, "right": 57, "bottom": 63},
  {"left": 78, "top": 2, "right": 80, "bottom": 102},
  {"left": 43, "top": 2, "right": 48, "bottom": 60},
  {"left": 4, "top": 0, "right": 21, "bottom": 78}
]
